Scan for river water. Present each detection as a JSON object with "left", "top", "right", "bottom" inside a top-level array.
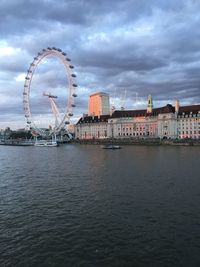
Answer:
[{"left": 0, "top": 144, "right": 200, "bottom": 267}]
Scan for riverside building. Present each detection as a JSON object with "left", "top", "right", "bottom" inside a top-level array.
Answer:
[
  {"left": 88, "top": 92, "right": 110, "bottom": 117},
  {"left": 75, "top": 95, "right": 200, "bottom": 140}
]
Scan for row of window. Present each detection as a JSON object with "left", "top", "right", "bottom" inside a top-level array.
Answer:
[
  {"left": 179, "top": 126, "right": 200, "bottom": 130},
  {"left": 118, "top": 132, "right": 155, "bottom": 136},
  {"left": 178, "top": 114, "right": 200, "bottom": 118},
  {"left": 179, "top": 131, "right": 200, "bottom": 134},
  {"left": 179, "top": 122, "right": 200, "bottom": 126},
  {"left": 179, "top": 117, "right": 200, "bottom": 121},
  {"left": 179, "top": 135, "right": 200, "bottom": 139},
  {"left": 119, "top": 127, "right": 156, "bottom": 131}
]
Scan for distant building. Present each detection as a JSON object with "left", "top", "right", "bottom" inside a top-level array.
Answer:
[
  {"left": 176, "top": 105, "right": 200, "bottom": 139},
  {"left": 75, "top": 115, "right": 109, "bottom": 139},
  {"left": 88, "top": 92, "right": 110, "bottom": 117},
  {"left": 75, "top": 96, "right": 200, "bottom": 140}
]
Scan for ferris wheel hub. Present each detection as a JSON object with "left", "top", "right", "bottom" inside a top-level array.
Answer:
[{"left": 43, "top": 92, "right": 58, "bottom": 98}]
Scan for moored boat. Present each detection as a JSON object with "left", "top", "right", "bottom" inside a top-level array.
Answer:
[
  {"left": 101, "top": 145, "right": 122, "bottom": 149},
  {"left": 34, "top": 140, "right": 58, "bottom": 147}
]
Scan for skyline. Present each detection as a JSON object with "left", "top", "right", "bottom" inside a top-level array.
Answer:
[{"left": 0, "top": 0, "right": 200, "bottom": 129}]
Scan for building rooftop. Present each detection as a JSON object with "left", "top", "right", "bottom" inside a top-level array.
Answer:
[
  {"left": 179, "top": 104, "right": 200, "bottom": 115},
  {"left": 77, "top": 104, "right": 200, "bottom": 124},
  {"left": 111, "top": 104, "right": 175, "bottom": 118},
  {"left": 77, "top": 115, "right": 110, "bottom": 124},
  {"left": 89, "top": 92, "right": 109, "bottom": 97}
]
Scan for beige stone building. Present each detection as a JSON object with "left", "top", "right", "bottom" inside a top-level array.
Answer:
[{"left": 75, "top": 96, "right": 200, "bottom": 140}]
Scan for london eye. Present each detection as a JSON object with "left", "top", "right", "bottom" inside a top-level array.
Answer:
[{"left": 23, "top": 47, "right": 77, "bottom": 137}]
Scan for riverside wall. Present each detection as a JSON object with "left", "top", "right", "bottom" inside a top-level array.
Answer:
[{"left": 73, "top": 138, "right": 200, "bottom": 146}]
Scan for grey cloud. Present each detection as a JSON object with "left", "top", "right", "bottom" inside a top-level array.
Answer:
[{"left": 0, "top": 0, "right": 200, "bottom": 128}]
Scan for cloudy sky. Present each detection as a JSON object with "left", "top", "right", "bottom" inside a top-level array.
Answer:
[{"left": 0, "top": 0, "right": 200, "bottom": 129}]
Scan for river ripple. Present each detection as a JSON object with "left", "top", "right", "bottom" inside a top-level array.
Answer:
[{"left": 0, "top": 145, "right": 200, "bottom": 267}]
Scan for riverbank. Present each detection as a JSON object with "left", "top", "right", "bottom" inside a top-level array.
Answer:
[
  {"left": 1, "top": 139, "right": 200, "bottom": 146},
  {"left": 73, "top": 138, "right": 200, "bottom": 146},
  {"left": 0, "top": 140, "right": 34, "bottom": 146}
]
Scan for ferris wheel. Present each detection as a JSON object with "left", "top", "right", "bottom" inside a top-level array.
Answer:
[{"left": 23, "top": 47, "right": 77, "bottom": 136}]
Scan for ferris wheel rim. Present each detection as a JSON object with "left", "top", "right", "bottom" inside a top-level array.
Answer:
[{"left": 23, "top": 47, "right": 78, "bottom": 135}]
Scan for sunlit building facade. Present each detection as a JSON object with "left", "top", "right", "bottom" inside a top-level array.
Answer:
[
  {"left": 75, "top": 115, "right": 109, "bottom": 139},
  {"left": 88, "top": 92, "right": 110, "bottom": 117},
  {"left": 75, "top": 96, "right": 200, "bottom": 140},
  {"left": 177, "top": 106, "right": 200, "bottom": 139}
]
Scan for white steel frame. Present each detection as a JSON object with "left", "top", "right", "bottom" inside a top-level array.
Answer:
[{"left": 23, "top": 47, "right": 77, "bottom": 135}]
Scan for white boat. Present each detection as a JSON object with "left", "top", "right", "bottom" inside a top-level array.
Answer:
[{"left": 34, "top": 140, "right": 58, "bottom": 147}]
